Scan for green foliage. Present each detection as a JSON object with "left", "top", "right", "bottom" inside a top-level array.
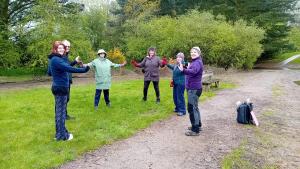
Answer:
[
  {"left": 0, "top": 35, "right": 19, "bottom": 68},
  {"left": 81, "top": 8, "right": 108, "bottom": 51},
  {"left": 125, "top": 11, "right": 264, "bottom": 69},
  {"left": 24, "top": 1, "right": 94, "bottom": 67},
  {"left": 0, "top": 67, "right": 45, "bottom": 76},
  {"left": 273, "top": 51, "right": 300, "bottom": 64},
  {"left": 288, "top": 26, "right": 300, "bottom": 50},
  {"left": 196, "top": 0, "right": 298, "bottom": 58}
]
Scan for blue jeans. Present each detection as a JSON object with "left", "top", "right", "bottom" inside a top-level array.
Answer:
[
  {"left": 94, "top": 89, "right": 110, "bottom": 107},
  {"left": 187, "top": 89, "right": 202, "bottom": 133},
  {"left": 173, "top": 83, "right": 186, "bottom": 113}
]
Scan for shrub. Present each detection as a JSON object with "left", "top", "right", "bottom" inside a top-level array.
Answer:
[
  {"left": 107, "top": 48, "right": 126, "bottom": 63},
  {"left": 124, "top": 10, "right": 265, "bottom": 69}
]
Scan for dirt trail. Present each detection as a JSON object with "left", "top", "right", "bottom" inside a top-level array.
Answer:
[{"left": 57, "top": 69, "right": 300, "bottom": 169}]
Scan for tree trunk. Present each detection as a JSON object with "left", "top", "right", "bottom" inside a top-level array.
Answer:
[{"left": 0, "top": 0, "right": 9, "bottom": 39}]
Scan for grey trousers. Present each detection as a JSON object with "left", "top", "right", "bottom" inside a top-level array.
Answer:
[{"left": 187, "top": 89, "right": 202, "bottom": 133}]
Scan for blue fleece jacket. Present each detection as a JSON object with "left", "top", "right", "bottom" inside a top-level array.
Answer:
[
  {"left": 49, "top": 53, "right": 89, "bottom": 87},
  {"left": 167, "top": 63, "right": 185, "bottom": 85}
]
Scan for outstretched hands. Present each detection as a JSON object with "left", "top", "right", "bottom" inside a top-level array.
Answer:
[
  {"left": 121, "top": 60, "right": 127, "bottom": 67},
  {"left": 76, "top": 56, "right": 84, "bottom": 67},
  {"left": 131, "top": 60, "right": 140, "bottom": 67},
  {"left": 161, "top": 58, "right": 168, "bottom": 66}
]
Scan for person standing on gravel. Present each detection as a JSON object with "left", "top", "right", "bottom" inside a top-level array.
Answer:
[
  {"left": 179, "top": 46, "right": 204, "bottom": 136},
  {"left": 131, "top": 47, "right": 168, "bottom": 103}
]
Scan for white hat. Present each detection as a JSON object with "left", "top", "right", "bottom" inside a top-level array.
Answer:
[{"left": 97, "top": 49, "right": 107, "bottom": 54}]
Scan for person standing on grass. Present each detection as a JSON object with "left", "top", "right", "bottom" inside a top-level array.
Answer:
[
  {"left": 131, "top": 47, "right": 168, "bottom": 103},
  {"left": 167, "top": 52, "right": 186, "bottom": 116},
  {"left": 178, "top": 46, "right": 204, "bottom": 136},
  {"left": 49, "top": 41, "right": 90, "bottom": 141},
  {"left": 85, "top": 49, "right": 126, "bottom": 110},
  {"left": 61, "top": 40, "right": 81, "bottom": 120}
]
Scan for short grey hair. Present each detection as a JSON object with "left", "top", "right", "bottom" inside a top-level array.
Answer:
[
  {"left": 191, "top": 46, "right": 201, "bottom": 56},
  {"left": 176, "top": 52, "right": 185, "bottom": 60}
]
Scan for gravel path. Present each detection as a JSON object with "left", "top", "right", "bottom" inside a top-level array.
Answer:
[{"left": 58, "top": 69, "right": 300, "bottom": 169}]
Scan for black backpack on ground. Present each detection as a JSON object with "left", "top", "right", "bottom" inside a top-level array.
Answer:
[{"left": 236, "top": 102, "right": 253, "bottom": 124}]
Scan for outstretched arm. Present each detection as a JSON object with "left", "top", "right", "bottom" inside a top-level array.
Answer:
[{"left": 55, "top": 58, "right": 90, "bottom": 73}]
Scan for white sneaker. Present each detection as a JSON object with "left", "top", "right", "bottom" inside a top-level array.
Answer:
[{"left": 67, "top": 134, "right": 73, "bottom": 141}]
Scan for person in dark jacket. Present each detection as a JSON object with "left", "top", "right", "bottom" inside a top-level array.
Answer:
[
  {"left": 167, "top": 52, "right": 186, "bottom": 116},
  {"left": 131, "top": 47, "right": 167, "bottom": 103},
  {"left": 62, "top": 40, "right": 79, "bottom": 120},
  {"left": 47, "top": 40, "right": 81, "bottom": 120},
  {"left": 49, "top": 41, "right": 90, "bottom": 141},
  {"left": 179, "top": 46, "right": 204, "bottom": 136}
]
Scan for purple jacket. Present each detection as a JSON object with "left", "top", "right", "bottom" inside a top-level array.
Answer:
[{"left": 183, "top": 57, "right": 204, "bottom": 90}]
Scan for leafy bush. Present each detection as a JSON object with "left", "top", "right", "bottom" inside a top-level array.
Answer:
[
  {"left": 124, "top": 10, "right": 265, "bottom": 69},
  {"left": 107, "top": 48, "right": 126, "bottom": 63},
  {"left": 288, "top": 26, "right": 300, "bottom": 50},
  {"left": 0, "top": 35, "right": 20, "bottom": 68}
]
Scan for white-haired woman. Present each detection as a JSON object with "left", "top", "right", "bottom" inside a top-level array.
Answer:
[
  {"left": 179, "top": 47, "right": 204, "bottom": 136},
  {"left": 167, "top": 52, "right": 186, "bottom": 116}
]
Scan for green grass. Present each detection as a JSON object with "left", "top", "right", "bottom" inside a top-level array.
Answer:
[
  {"left": 273, "top": 51, "right": 300, "bottom": 64},
  {"left": 221, "top": 140, "right": 251, "bottom": 169},
  {"left": 294, "top": 80, "right": 300, "bottom": 86},
  {"left": 0, "top": 79, "right": 234, "bottom": 169}
]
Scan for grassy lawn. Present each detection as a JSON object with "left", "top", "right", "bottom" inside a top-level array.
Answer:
[
  {"left": 272, "top": 51, "right": 300, "bottom": 64},
  {"left": 0, "top": 79, "right": 234, "bottom": 169}
]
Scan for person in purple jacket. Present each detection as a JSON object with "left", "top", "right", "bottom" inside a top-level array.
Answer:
[{"left": 179, "top": 46, "right": 204, "bottom": 136}]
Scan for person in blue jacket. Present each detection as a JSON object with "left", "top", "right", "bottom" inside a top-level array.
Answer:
[
  {"left": 48, "top": 41, "right": 90, "bottom": 141},
  {"left": 167, "top": 52, "right": 186, "bottom": 116}
]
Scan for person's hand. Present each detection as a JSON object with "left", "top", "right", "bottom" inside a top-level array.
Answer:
[
  {"left": 178, "top": 62, "right": 184, "bottom": 71},
  {"left": 122, "top": 60, "right": 127, "bottom": 66},
  {"left": 78, "top": 62, "right": 84, "bottom": 67},
  {"left": 75, "top": 56, "right": 81, "bottom": 63},
  {"left": 161, "top": 58, "right": 168, "bottom": 66},
  {"left": 131, "top": 60, "right": 139, "bottom": 67}
]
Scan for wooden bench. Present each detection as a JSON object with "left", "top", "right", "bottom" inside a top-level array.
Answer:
[
  {"left": 201, "top": 70, "right": 220, "bottom": 91},
  {"left": 202, "top": 78, "right": 220, "bottom": 91}
]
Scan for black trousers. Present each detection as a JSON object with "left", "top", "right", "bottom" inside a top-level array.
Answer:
[
  {"left": 94, "top": 89, "right": 110, "bottom": 107},
  {"left": 143, "top": 81, "right": 160, "bottom": 100}
]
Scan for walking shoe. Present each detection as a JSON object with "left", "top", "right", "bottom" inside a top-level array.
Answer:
[
  {"left": 94, "top": 106, "right": 98, "bottom": 111},
  {"left": 177, "top": 112, "right": 185, "bottom": 116},
  {"left": 67, "top": 134, "right": 73, "bottom": 141},
  {"left": 185, "top": 130, "right": 199, "bottom": 136},
  {"left": 142, "top": 97, "right": 147, "bottom": 101},
  {"left": 66, "top": 115, "right": 75, "bottom": 120},
  {"left": 156, "top": 98, "right": 160, "bottom": 103},
  {"left": 106, "top": 103, "right": 111, "bottom": 107},
  {"left": 187, "top": 126, "right": 202, "bottom": 131}
]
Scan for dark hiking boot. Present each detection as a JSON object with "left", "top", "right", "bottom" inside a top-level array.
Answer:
[{"left": 185, "top": 130, "right": 200, "bottom": 136}]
